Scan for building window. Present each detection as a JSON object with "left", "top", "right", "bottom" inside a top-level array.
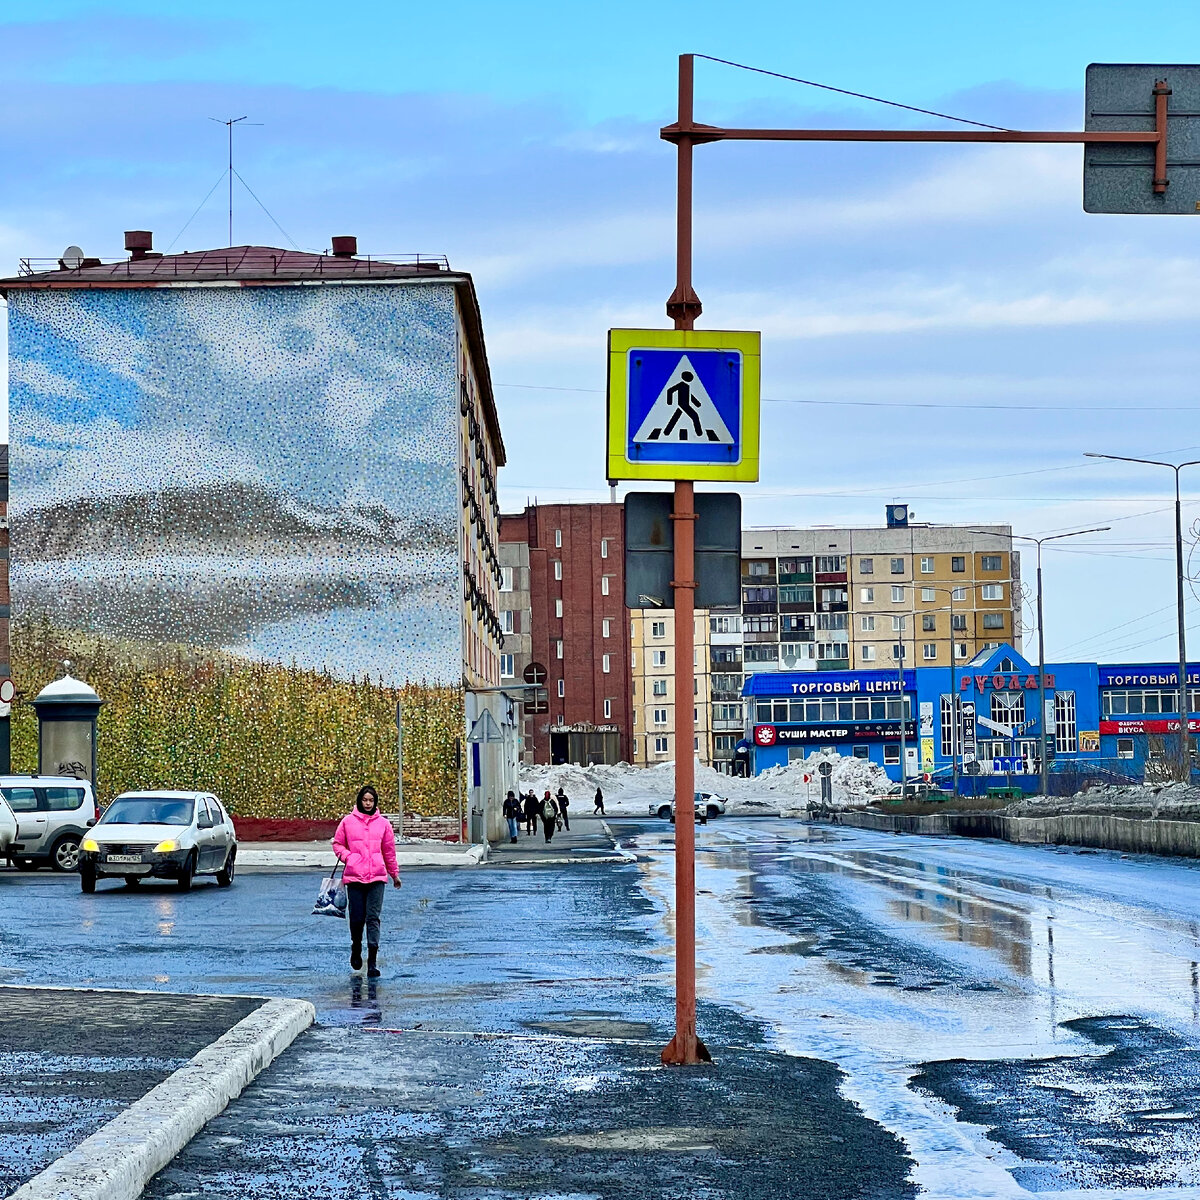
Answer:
[
  {"left": 502, "top": 609, "right": 516, "bottom": 633},
  {"left": 779, "top": 585, "right": 814, "bottom": 605},
  {"left": 891, "top": 615, "right": 906, "bottom": 632},
  {"left": 602, "top": 654, "right": 611, "bottom": 673},
  {"left": 940, "top": 694, "right": 957, "bottom": 756},
  {"left": 921, "top": 587, "right": 935, "bottom": 603},
  {"left": 598, "top": 576, "right": 608, "bottom": 596},
  {"left": 816, "top": 612, "right": 848, "bottom": 631},
  {"left": 555, "top": 528, "right": 562, "bottom": 548},
  {"left": 556, "top": 639, "right": 564, "bottom": 659},
  {"left": 861, "top": 615, "right": 875, "bottom": 632},
  {"left": 557, "top": 678, "right": 565, "bottom": 698},
  {"left": 920, "top": 557, "right": 934, "bottom": 574},
  {"left": 951, "top": 613, "right": 967, "bottom": 631},
  {"left": 860, "top": 587, "right": 875, "bottom": 603},
  {"left": 981, "top": 555, "right": 1003, "bottom": 571},
  {"left": 1055, "top": 692, "right": 1077, "bottom": 753},
  {"left": 601, "top": 538, "right": 609, "bottom": 559},
  {"left": 890, "top": 557, "right": 905, "bottom": 574},
  {"left": 816, "top": 555, "right": 846, "bottom": 573},
  {"left": 883, "top": 745, "right": 900, "bottom": 765},
  {"left": 500, "top": 566, "right": 514, "bottom": 592},
  {"left": 923, "top": 643, "right": 937, "bottom": 660},
  {"left": 711, "top": 614, "right": 742, "bottom": 634},
  {"left": 922, "top": 614, "right": 936, "bottom": 632},
  {"left": 858, "top": 558, "right": 874, "bottom": 575},
  {"left": 950, "top": 586, "right": 966, "bottom": 602},
  {"left": 861, "top": 645, "right": 876, "bottom": 662},
  {"left": 554, "top": 599, "right": 563, "bottom": 619},
  {"left": 892, "top": 644, "right": 906, "bottom": 660},
  {"left": 951, "top": 556, "right": 966, "bottom": 573},
  {"left": 891, "top": 586, "right": 905, "bottom": 603},
  {"left": 654, "top": 736, "right": 669, "bottom": 755},
  {"left": 604, "top": 698, "right": 612, "bottom": 719},
  {"left": 500, "top": 653, "right": 514, "bottom": 678},
  {"left": 651, "top": 621, "right": 666, "bottom": 638},
  {"left": 653, "top": 708, "right": 668, "bottom": 725},
  {"left": 652, "top": 650, "right": 667, "bottom": 667},
  {"left": 632, "top": 737, "right": 639, "bottom": 757},
  {"left": 981, "top": 584, "right": 1003, "bottom": 601},
  {"left": 652, "top": 679, "right": 667, "bottom": 696},
  {"left": 554, "top": 560, "right": 562, "bottom": 580},
  {"left": 955, "top": 642, "right": 968, "bottom": 658},
  {"left": 991, "top": 691, "right": 1025, "bottom": 726},
  {"left": 982, "top": 613, "right": 1004, "bottom": 629},
  {"left": 746, "top": 644, "right": 780, "bottom": 662},
  {"left": 746, "top": 559, "right": 771, "bottom": 576},
  {"left": 1117, "top": 737, "right": 1134, "bottom": 760},
  {"left": 602, "top": 618, "right": 611, "bottom": 638}
]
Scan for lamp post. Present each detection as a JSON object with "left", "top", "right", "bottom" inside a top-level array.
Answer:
[
  {"left": 972, "top": 524, "right": 1110, "bottom": 795},
  {"left": 1085, "top": 453, "right": 1200, "bottom": 776}
]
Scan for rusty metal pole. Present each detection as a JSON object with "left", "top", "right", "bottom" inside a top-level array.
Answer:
[{"left": 662, "top": 53, "right": 710, "bottom": 1067}]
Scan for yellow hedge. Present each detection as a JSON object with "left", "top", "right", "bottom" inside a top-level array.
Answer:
[{"left": 11, "top": 618, "right": 464, "bottom": 819}]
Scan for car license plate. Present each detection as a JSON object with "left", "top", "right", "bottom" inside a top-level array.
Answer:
[{"left": 106, "top": 853, "right": 142, "bottom": 863}]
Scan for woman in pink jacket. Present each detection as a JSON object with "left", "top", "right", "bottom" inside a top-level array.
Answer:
[{"left": 331, "top": 785, "right": 401, "bottom": 977}]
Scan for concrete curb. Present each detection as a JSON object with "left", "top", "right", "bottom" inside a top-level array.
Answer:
[
  {"left": 488, "top": 854, "right": 634, "bottom": 867},
  {"left": 239, "top": 845, "right": 486, "bottom": 871},
  {"left": 10, "top": 996, "right": 314, "bottom": 1200}
]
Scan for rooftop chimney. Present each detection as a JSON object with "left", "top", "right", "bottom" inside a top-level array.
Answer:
[
  {"left": 331, "top": 235, "right": 357, "bottom": 258},
  {"left": 125, "top": 230, "right": 154, "bottom": 260}
]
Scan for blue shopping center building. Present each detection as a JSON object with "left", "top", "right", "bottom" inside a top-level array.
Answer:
[{"left": 743, "top": 642, "right": 1200, "bottom": 792}]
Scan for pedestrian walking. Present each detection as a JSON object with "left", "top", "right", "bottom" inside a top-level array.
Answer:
[
  {"left": 540, "top": 790, "right": 559, "bottom": 843},
  {"left": 523, "top": 790, "right": 539, "bottom": 835},
  {"left": 502, "top": 790, "right": 522, "bottom": 844},
  {"left": 594, "top": 787, "right": 605, "bottom": 815},
  {"left": 331, "top": 785, "right": 401, "bottom": 978},
  {"left": 555, "top": 787, "right": 571, "bottom": 831}
]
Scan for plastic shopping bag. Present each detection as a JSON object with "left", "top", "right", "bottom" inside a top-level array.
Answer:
[{"left": 312, "top": 862, "right": 347, "bottom": 918}]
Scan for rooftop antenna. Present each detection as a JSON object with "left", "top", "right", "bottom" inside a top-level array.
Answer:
[{"left": 208, "top": 115, "right": 261, "bottom": 246}]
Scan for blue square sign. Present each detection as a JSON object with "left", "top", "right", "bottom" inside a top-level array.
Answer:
[{"left": 626, "top": 347, "right": 742, "bottom": 464}]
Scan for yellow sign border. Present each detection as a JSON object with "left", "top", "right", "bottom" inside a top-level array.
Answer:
[{"left": 605, "top": 328, "right": 760, "bottom": 482}]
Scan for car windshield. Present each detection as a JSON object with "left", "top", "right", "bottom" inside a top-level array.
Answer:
[{"left": 99, "top": 797, "right": 194, "bottom": 826}]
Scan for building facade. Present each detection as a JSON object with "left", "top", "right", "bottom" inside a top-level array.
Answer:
[
  {"left": 2, "top": 235, "right": 515, "bottom": 826},
  {"left": 498, "top": 503, "right": 630, "bottom": 765},
  {"left": 708, "top": 517, "right": 1019, "bottom": 770},
  {"left": 630, "top": 608, "right": 711, "bottom": 766}
]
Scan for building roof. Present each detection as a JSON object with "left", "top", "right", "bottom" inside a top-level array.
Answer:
[{"left": 0, "top": 246, "right": 505, "bottom": 464}]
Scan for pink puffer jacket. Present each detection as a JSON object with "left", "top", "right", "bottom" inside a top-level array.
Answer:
[{"left": 332, "top": 809, "right": 399, "bottom": 884}]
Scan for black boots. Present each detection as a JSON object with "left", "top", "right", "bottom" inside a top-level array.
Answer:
[
  {"left": 350, "top": 939, "right": 363, "bottom": 972},
  {"left": 367, "top": 945, "right": 380, "bottom": 978}
]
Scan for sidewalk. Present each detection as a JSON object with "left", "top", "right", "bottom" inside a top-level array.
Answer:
[
  {"left": 487, "top": 810, "right": 634, "bottom": 865},
  {"left": 238, "top": 839, "right": 486, "bottom": 871}
]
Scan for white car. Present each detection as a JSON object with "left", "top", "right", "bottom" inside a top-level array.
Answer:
[
  {"left": 79, "top": 790, "right": 237, "bottom": 893},
  {"left": 649, "top": 792, "right": 728, "bottom": 822},
  {"left": 0, "top": 795, "right": 16, "bottom": 859},
  {"left": 1, "top": 775, "right": 98, "bottom": 872}
]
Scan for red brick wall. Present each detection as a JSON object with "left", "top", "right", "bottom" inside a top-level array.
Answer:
[{"left": 501, "top": 503, "right": 631, "bottom": 763}]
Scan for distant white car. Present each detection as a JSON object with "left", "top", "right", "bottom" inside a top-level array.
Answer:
[{"left": 650, "top": 792, "right": 727, "bottom": 822}]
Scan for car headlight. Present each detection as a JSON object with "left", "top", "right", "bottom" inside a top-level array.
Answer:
[
  {"left": 81, "top": 837, "right": 99, "bottom": 853},
  {"left": 153, "top": 839, "right": 179, "bottom": 853}
]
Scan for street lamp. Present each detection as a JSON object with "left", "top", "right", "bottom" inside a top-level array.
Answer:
[
  {"left": 1085, "top": 453, "right": 1200, "bottom": 776},
  {"left": 971, "top": 524, "right": 1110, "bottom": 796}
]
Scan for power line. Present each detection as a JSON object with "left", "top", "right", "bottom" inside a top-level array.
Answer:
[{"left": 694, "top": 54, "right": 1010, "bottom": 132}]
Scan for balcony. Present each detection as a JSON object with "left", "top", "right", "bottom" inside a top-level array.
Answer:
[
  {"left": 778, "top": 572, "right": 813, "bottom": 585},
  {"left": 815, "top": 572, "right": 848, "bottom": 585},
  {"left": 712, "top": 719, "right": 744, "bottom": 732},
  {"left": 711, "top": 688, "right": 742, "bottom": 701},
  {"left": 817, "top": 602, "right": 849, "bottom": 614},
  {"left": 743, "top": 630, "right": 778, "bottom": 643},
  {"left": 743, "top": 602, "right": 777, "bottom": 615},
  {"left": 778, "top": 601, "right": 816, "bottom": 614},
  {"left": 741, "top": 573, "right": 777, "bottom": 586}
]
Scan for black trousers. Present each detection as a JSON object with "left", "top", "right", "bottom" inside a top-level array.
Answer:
[
  {"left": 542, "top": 816, "right": 556, "bottom": 842},
  {"left": 559, "top": 808, "right": 570, "bottom": 830},
  {"left": 346, "top": 880, "right": 386, "bottom": 948}
]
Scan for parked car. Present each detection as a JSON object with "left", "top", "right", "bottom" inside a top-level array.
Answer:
[
  {"left": 0, "top": 794, "right": 16, "bottom": 860},
  {"left": 78, "top": 790, "right": 237, "bottom": 893},
  {"left": 649, "top": 792, "right": 727, "bottom": 822},
  {"left": 1, "top": 775, "right": 98, "bottom": 872}
]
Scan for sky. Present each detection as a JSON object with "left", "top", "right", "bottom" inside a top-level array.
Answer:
[{"left": 2, "top": 1, "right": 1200, "bottom": 662}]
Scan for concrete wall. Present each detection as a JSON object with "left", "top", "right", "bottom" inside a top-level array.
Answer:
[{"left": 832, "top": 809, "right": 1200, "bottom": 857}]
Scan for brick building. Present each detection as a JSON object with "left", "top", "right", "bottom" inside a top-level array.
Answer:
[{"left": 499, "top": 503, "right": 630, "bottom": 764}]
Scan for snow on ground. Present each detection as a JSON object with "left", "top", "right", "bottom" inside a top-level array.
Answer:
[
  {"left": 519, "top": 753, "right": 889, "bottom": 816},
  {"left": 1006, "top": 781, "right": 1200, "bottom": 821}
]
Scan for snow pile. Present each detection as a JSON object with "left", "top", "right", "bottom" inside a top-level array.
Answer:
[
  {"left": 518, "top": 754, "right": 887, "bottom": 816},
  {"left": 1006, "top": 781, "right": 1200, "bottom": 822}
]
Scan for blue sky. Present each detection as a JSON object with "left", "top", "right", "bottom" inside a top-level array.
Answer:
[{"left": 2, "top": 2, "right": 1200, "bottom": 661}]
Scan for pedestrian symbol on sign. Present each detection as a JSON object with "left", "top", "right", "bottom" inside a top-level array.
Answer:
[{"left": 633, "top": 356, "right": 733, "bottom": 446}]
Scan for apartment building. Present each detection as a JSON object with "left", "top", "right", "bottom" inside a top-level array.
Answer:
[
  {"left": 630, "top": 608, "right": 712, "bottom": 765},
  {"left": 708, "top": 515, "right": 1018, "bottom": 770},
  {"left": 499, "top": 503, "right": 631, "bottom": 765}
]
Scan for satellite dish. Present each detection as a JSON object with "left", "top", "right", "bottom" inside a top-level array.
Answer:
[{"left": 59, "top": 246, "right": 85, "bottom": 270}]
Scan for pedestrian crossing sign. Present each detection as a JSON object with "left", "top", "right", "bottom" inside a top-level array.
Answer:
[{"left": 606, "top": 328, "right": 760, "bottom": 481}]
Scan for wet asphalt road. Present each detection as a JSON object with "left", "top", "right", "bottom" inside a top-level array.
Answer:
[{"left": 4, "top": 818, "right": 1200, "bottom": 1197}]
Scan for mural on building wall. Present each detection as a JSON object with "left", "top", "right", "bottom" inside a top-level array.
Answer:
[{"left": 7, "top": 284, "right": 464, "bottom": 814}]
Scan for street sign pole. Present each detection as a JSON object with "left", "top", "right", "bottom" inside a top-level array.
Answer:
[{"left": 661, "top": 52, "right": 710, "bottom": 1068}]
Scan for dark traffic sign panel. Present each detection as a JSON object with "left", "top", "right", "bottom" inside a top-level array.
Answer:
[{"left": 1085, "top": 64, "right": 1200, "bottom": 214}]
